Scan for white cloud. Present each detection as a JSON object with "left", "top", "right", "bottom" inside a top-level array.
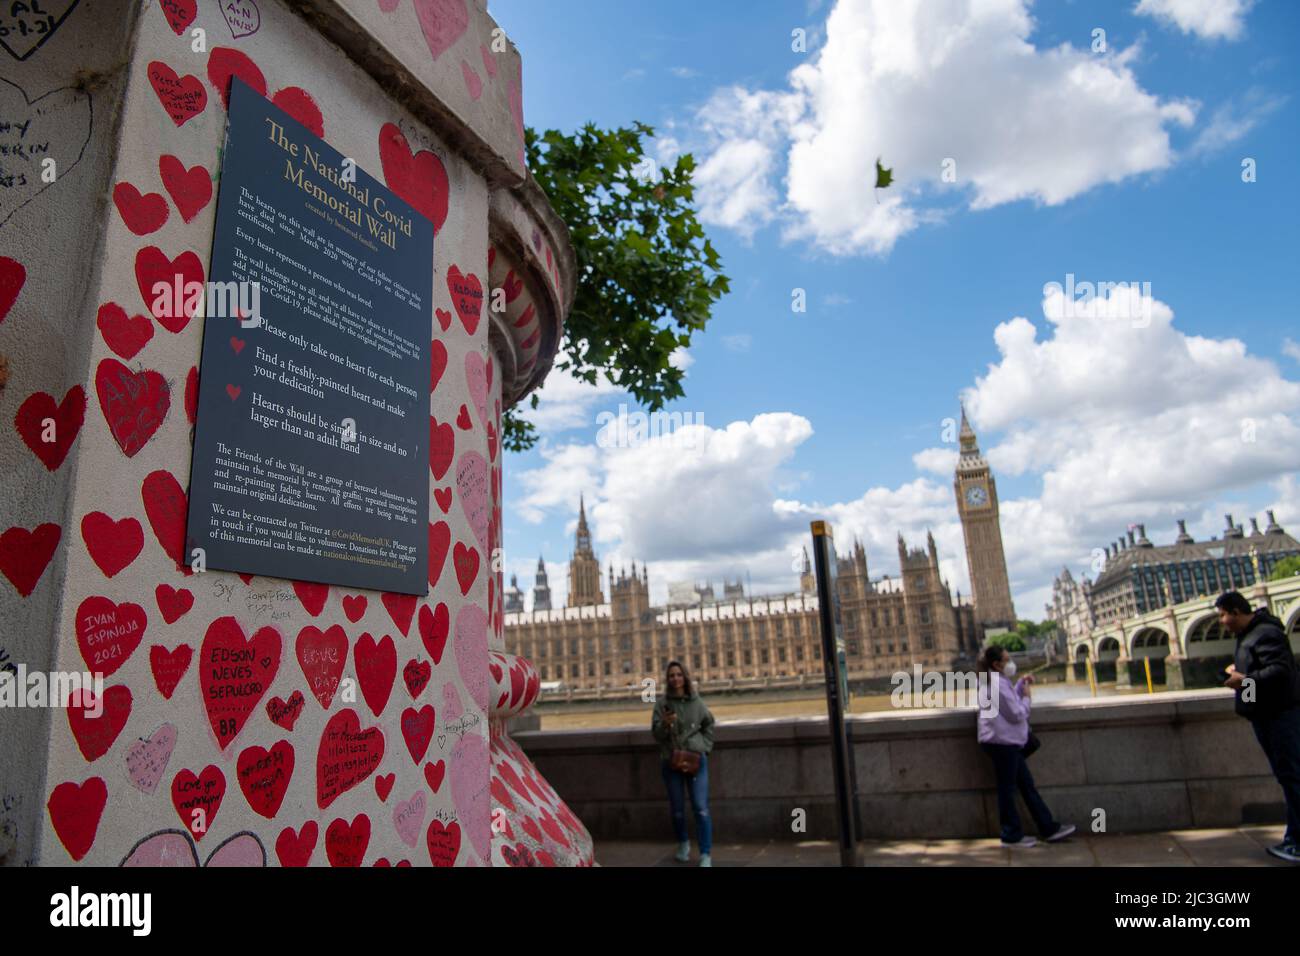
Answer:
[
  {"left": 670, "top": 66, "right": 700, "bottom": 79},
  {"left": 684, "top": 0, "right": 1197, "bottom": 255},
  {"left": 1285, "top": 339, "right": 1300, "bottom": 364},
  {"left": 516, "top": 363, "right": 623, "bottom": 435},
  {"left": 514, "top": 283, "right": 1300, "bottom": 620},
  {"left": 721, "top": 334, "right": 752, "bottom": 352},
  {"left": 1133, "top": 0, "right": 1255, "bottom": 41},
  {"left": 1189, "top": 88, "right": 1286, "bottom": 155}
]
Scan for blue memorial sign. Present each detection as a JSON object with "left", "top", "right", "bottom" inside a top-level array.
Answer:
[{"left": 185, "top": 79, "right": 433, "bottom": 594}]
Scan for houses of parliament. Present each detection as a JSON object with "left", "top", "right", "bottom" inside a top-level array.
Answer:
[{"left": 503, "top": 410, "right": 1018, "bottom": 689}]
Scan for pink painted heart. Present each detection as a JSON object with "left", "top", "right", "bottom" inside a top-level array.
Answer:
[
  {"left": 454, "top": 604, "right": 488, "bottom": 712},
  {"left": 449, "top": 732, "right": 490, "bottom": 860},
  {"left": 393, "top": 790, "right": 427, "bottom": 848},
  {"left": 412, "top": 0, "right": 469, "bottom": 62},
  {"left": 125, "top": 722, "right": 177, "bottom": 795},
  {"left": 456, "top": 451, "right": 490, "bottom": 554},
  {"left": 464, "top": 352, "right": 490, "bottom": 428}
]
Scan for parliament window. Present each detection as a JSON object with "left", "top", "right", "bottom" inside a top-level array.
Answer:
[
  {"left": 692, "top": 655, "right": 702, "bottom": 670},
  {"left": 761, "top": 649, "right": 769, "bottom": 663},
  {"left": 792, "top": 619, "right": 801, "bottom": 636},
  {"left": 778, "top": 648, "right": 786, "bottom": 662},
  {"left": 571, "top": 664, "right": 579, "bottom": 677},
  {"left": 603, "top": 661, "right": 610, "bottom": 675}
]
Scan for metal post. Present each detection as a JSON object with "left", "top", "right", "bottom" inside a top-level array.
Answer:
[{"left": 810, "top": 521, "right": 860, "bottom": 866}]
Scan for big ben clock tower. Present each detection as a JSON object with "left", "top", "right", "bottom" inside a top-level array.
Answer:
[{"left": 954, "top": 406, "right": 1017, "bottom": 630}]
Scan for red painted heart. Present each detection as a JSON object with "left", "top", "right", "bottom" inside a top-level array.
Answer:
[
  {"left": 429, "top": 416, "right": 454, "bottom": 480},
  {"left": 0, "top": 255, "right": 25, "bottom": 323},
  {"left": 430, "top": 339, "right": 447, "bottom": 391},
  {"left": 135, "top": 246, "right": 204, "bottom": 332},
  {"left": 15, "top": 386, "right": 85, "bottom": 471},
  {"left": 453, "top": 542, "right": 479, "bottom": 595},
  {"left": 275, "top": 821, "right": 317, "bottom": 867},
  {"left": 159, "top": 155, "right": 212, "bottom": 223},
  {"left": 381, "top": 592, "right": 417, "bottom": 637},
  {"left": 154, "top": 584, "right": 194, "bottom": 624},
  {"left": 199, "top": 616, "right": 281, "bottom": 750},
  {"left": 75, "top": 595, "right": 146, "bottom": 678},
  {"left": 171, "top": 765, "right": 226, "bottom": 840},
  {"left": 236, "top": 740, "right": 294, "bottom": 819},
  {"left": 456, "top": 404, "right": 471, "bottom": 430},
  {"left": 292, "top": 580, "right": 329, "bottom": 616},
  {"left": 185, "top": 367, "right": 199, "bottom": 424},
  {"left": 67, "top": 686, "right": 133, "bottom": 762},
  {"left": 271, "top": 86, "right": 324, "bottom": 138},
  {"left": 149, "top": 643, "right": 193, "bottom": 699},
  {"left": 428, "top": 520, "right": 450, "bottom": 587},
  {"left": 426, "top": 819, "right": 460, "bottom": 866},
  {"left": 267, "top": 690, "right": 305, "bottom": 732},
  {"left": 342, "top": 594, "right": 367, "bottom": 622},
  {"left": 96, "top": 303, "right": 153, "bottom": 360},
  {"left": 435, "top": 308, "right": 452, "bottom": 332},
  {"left": 207, "top": 46, "right": 267, "bottom": 109},
  {"left": 0, "top": 523, "right": 60, "bottom": 597},
  {"left": 418, "top": 602, "right": 449, "bottom": 664},
  {"left": 113, "top": 182, "right": 169, "bottom": 235},
  {"left": 80, "top": 512, "right": 143, "bottom": 578},
  {"left": 378, "top": 122, "right": 449, "bottom": 233},
  {"left": 434, "top": 486, "right": 453, "bottom": 514},
  {"left": 446, "top": 265, "right": 483, "bottom": 335},
  {"left": 355, "top": 632, "right": 397, "bottom": 717},
  {"left": 296, "top": 624, "right": 349, "bottom": 710},
  {"left": 148, "top": 61, "right": 208, "bottom": 126},
  {"left": 46, "top": 778, "right": 108, "bottom": 862},
  {"left": 95, "top": 359, "right": 169, "bottom": 457},
  {"left": 141, "top": 470, "right": 189, "bottom": 572},
  {"left": 325, "top": 814, "right": 371, "bottom": 867},
  {"left": 423, "top": 760, "right": 446, "bottom": 793},
  {"left": 156, "top": 0, "right": 197, "bottom": 35},
  {"left": 403, "top": 658, "right": 431, "bottom": 699},
  {"left": 374, "top": 773, "right": 396, "bottom": 802},
  {"left": 401, "top": 704, "right": 436, "bottom": 764},
  {"left": 317, "top": 708, "right": 384, "bottom": 809}
]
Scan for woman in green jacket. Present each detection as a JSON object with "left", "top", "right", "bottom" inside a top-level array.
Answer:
[{"left": 651, "top": 660, "right": 716, "bottom": 866}]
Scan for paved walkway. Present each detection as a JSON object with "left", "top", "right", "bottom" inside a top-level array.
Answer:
[{"left": 596, "top": 826, "right": 1294, "bottom": 866}]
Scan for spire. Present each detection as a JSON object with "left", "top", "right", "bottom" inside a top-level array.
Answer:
[
  {"left": 1176, "top": 519, "right": 1193, "bottom": 544},
  {"left": 1266, "top": 510, "right": 1284, "bottom": 535},
  {"left": 959, "top": 402, "right": 979, "bottom": 454}
]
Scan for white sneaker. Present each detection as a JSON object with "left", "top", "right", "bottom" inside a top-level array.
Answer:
[
  {"left": 674, "top": 841, "right": 690, "bottom": 863},
  {"left": 1002, "top": 836, "right": 1037, "bottom": 848},
  {"left": 1046, "top": 824, "right": 1076, "bottom": 843},
  {"left": 699, "top": 853, "right": 712, "bottom": 867}
]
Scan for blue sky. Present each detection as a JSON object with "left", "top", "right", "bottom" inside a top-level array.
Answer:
[{"left": 491, "top": 0, "right": 1300, "bottom": 618}]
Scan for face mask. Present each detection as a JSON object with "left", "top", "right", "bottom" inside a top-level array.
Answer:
[{"left": 1002, "top": 660, "right": 1018, "bottom": 678}]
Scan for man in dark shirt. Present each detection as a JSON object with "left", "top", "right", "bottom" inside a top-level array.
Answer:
[{"left": 1217, "top": 590, "right": 1300, "bottom": 863}]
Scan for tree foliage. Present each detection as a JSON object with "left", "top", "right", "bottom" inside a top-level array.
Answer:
[
  {"left": 503, "top": 122, "right": 730, "bottom": 452},
  {"left": 1270, "top": 556, "right": 1300, "bottom": 581}
]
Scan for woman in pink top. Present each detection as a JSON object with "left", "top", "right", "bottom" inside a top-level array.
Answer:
[{"left": 977, "top": 644, "right": 1076, "bottom": 848}]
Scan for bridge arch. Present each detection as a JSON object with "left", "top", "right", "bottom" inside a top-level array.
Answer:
[
  {"left": 1129, "top": 627, "right": 1170, "bottom": 658},
  {"left": 1094, "top": 635, "right": 1121, "bottom": 682}
]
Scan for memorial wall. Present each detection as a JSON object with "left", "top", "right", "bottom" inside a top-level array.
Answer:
[{"left": 0, "top": 0, "right": 590, "bottom": 867}]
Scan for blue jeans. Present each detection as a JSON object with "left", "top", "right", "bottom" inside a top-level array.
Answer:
[
  {"left": 981, "top": 743, "right": 1058, "bottom": 843},
  {"left": 661, "top": 755, "right": 712, "bottom": 854},
  {"left": 1250, "top": 707, "right": 1300, "bottom": 845}
]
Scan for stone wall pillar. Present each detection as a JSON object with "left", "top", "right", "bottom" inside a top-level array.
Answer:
[{"left": 0, "top": 0, "right": 585, "bottom": 866}]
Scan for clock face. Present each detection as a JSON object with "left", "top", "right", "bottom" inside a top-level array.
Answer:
[{"left": 965, "top": 484, "right": 989, "bottom": 508}]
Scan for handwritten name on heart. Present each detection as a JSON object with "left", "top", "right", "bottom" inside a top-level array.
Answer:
[
  {"left": 75, "top": 595, "right": 146, "bottom": 677},
  {"left": 95, "top": 359, "right": 169, "bottom": 457},
  {"left": 199, "top": 616, "right": 281, "bottom": 750},
  {"left": 0, "top": 78, "right": 92, "bottom": 229},
  {"left": 316, "top": 708, "right": 384, "bottom": 809},
  {"left": 126, "top": 723, "right": 177, "bottom": 795},
  {"left": 295, "top": 624, "right": 348, "bottom": 709},
  {"left": 147, "top": 61, "right": 207, "bottom": 126}
]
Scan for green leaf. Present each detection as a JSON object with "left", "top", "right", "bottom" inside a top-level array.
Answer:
[{"left": 875, "top": 156, "right": 893, "bottom": 190}]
